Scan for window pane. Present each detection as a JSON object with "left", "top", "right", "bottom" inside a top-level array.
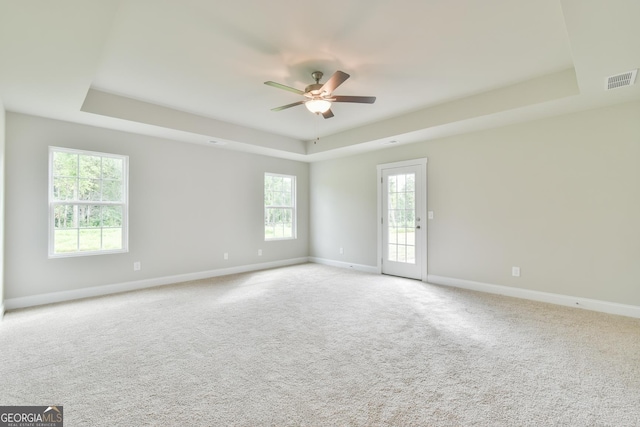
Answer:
[
  {"left": 102, "top": 157, "right": 123, "bottom": 180},
  {"left": 407, "top": 246, "right": 416, "bottom": 264},
  {"left": 283, "top": 177, "right": 292, "bottom": 193},
  {"left": 388, "top": 193, "right": 397, "bottom": 210},
  {"left": 266, "top": 208, "right": 277, "bottom": 224},
  {"left": 79, "top": 155, "right": 101, "bottom": 179},
  {"left": 388, "top": 244, "right": 397, "bottom": 262},
  {"left": 102, "top": 180, "right": 122, "bottom": 202},
  {"left": 396, "top": 227, "right": 407, "bottom": 245},
  {"left": 265, "top": 175, "right": 274, "bottom": 191},
  {"left": 406, "top": 173, "right": 415, "bottom": 191},
  {"left": 265, "top": 224, "right": 275, "bottom": 240},
  {"left": 79, "top": 228, "right": 101, "bottom": 251},
  {"left": 53, "top": 152, "right": 77, "bottom": 177},
  {"left": 273, "top": 176, "right": 283, "bottom": 192},
  {"left": 398, "top": 245, "right": 407, "bottom": 262},
  {"left": 54, "top": 205, "right": 76, "bottom": 229},
  {"left": 78, "top": 205, "right": 101, "bottom": 227},
  {"left": 388, "top": 227, "right": 397, "bottom": 244},
  {"left": 53, "top": 177, "right": 77, "bottom": 201},
  {"left": 406, "top": 193, "right": 415, "bottom": 210},
  {"left": 103, "top": 228, "right": 122, "bottom": 250},
  {"left": 54, "top": 229, "right": 78, "bottom": 253},
  {"left": 264, "top": 190, "right": 273, "bottom": 206},
  {"left": 282, "top": 192, "right": 292, "bottom": 207},
  {"left": 103, "top": 206, "right": 122, "bottom": 227},
  {"left": 273, "top": 191, "right": 283, "bottom": 206},
  {"left": 78, "top": 178, "right": 101, "bottom": 201},
  {"left": 406, "top": 229, "right": 415, "bottom": 246},
  {"left": 408, "top": 210, "right": 416, "bottom": 227}
]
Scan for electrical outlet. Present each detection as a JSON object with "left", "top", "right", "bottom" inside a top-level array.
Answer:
[
  {"left": 512, "top": 266, "right": 520, "bottom": 277},
  {"left": 258, "top": 249, "right": 262, "bottom": 256},
  {"left": 428, "top": 211, "right": 434, "bottom": 219},
  {"left": 224, "top": 252, "right": 229, "bottom": 260},
  {"left": 339, "top": 247, "right": 344, "bottom": 255},
  {"left": 133, "top": 261, "right": 141, "bottom": 271}
]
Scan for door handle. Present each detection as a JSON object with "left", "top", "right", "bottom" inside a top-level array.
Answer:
[{"left": 416, "top": 225, "right": 421, "bottom": 229}]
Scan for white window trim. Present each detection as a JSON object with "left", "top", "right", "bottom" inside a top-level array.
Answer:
[
  {"left": 48, "top": 146, "right": 129, "bottom": 258},
  {"left": 264, "top": 172, "right": 297, "bottom": 241}
]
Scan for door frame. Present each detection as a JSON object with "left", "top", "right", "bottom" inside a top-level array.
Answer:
[{"left": 376, "top": 158, "right": 428, "bottom": 281}]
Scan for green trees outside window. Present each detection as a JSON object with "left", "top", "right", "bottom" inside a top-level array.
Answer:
[
  {"left": 49, "top": 147, "right": 128, "bottom": 256},
  {"left": 264, "top": 173, "right": 296, "bottom": 240}
]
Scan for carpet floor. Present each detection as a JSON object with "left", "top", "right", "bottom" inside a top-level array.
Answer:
[{"left": 1, "top": 263, "right": 639, "bottom": 426}]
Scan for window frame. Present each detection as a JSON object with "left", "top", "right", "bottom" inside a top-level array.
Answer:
[
  {"left": 48, "top": 146, "right": 129, "bottom": 258},
  {"left": 264, "top": 172, "right": 297, "bottom": 241}
]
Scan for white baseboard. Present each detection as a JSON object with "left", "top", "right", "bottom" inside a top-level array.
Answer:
[
  {"left": 427, "top": 275, "right": 640, "bottom": 319},
  {"left": 7, "top": 259, "right": 638, "bottom": 320},
  {"left": 4, "top": 257, "right": 309, "bottom": 311},
  {"left": 308, "top": 257, "right": 378, "bottom": 274}
]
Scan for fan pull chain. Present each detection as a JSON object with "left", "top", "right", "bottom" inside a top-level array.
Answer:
[{"left": 314, "top": 113, "right": 320, "bottom": 144}]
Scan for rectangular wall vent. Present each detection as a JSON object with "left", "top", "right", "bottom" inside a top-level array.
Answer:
[{"left": 606, "top": 69, "right": 638, "bottom": 90}]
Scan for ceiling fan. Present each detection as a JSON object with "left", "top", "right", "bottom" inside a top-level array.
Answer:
[{"left": 264, "top": 70, "right": 376, "bottom": 119}]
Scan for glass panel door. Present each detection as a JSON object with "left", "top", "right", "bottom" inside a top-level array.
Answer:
[{"left": 382, "top": 165, "right": 423, "bottom": 279}]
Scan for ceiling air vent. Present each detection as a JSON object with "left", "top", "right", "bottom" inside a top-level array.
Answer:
[{"left": 605, "top": 69, "right": 637, "bottom": 90}]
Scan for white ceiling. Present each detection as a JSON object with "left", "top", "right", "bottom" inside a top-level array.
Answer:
[{"left": 1, "top": 0, "right": 639, "bottom": 161}]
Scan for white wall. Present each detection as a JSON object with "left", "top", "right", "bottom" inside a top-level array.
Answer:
[
  {"left": 5, "top": 113, "right": 309, "bottom": 300},
  {"left": 0, "top": 99, "right": 5, "bottom": 315},
  {"left": 310, "top": 101, "right": 640, "bottom": 307}
]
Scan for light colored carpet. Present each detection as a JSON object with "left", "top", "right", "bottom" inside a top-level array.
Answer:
[{"left": 1, "top": 263, "right": 639, "bottom": 426}]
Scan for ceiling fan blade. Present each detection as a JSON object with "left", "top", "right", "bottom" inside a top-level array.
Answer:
[
  {"left": 322, "top": 109, "right": 334, "bottom": 119},
  {"left": 320, "top": 71, "right": 350, "bottom": 95},
  {"left": 264, "top": 81, "right": 305, "bottom": 95},
  {"left": 332, "top": 95, "right": 376, "bottom": 104},
  {"left": 271, "top": 101, "right": 304, "bottom": 111}
]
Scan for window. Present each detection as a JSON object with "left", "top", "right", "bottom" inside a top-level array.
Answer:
[
  {"left": 49, "top": 147, "right": 128, "bottom": 257},
  {"left": 264, "top": 173, "right": 296, "bottom": 240}
]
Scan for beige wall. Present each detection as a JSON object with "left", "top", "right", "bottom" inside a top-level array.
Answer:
[
  {"left": 5, "top": 113, "right": 309, "bottom": 300},
  {"left": 5, "top": 101, "right": 640, "bottom": 308},
  {"left": 0, "top": 99, "right": 5, "bottom": 312},
  {"left": 310, "top": 101, "right": 640, "bottom": 306}
]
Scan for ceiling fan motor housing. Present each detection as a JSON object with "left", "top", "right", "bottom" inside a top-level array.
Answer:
[
  {"left": 306, "top": 71, "right": 328, "bottom": 97},
  {"left": 305, "top": 83, "right": 325, "bottom": 97}
]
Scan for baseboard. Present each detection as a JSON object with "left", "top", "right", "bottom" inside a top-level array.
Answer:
[
  {"left": 308, "top": 257, "right": 378, "bottom": 274},
  {"left": 4, "top": 257, "right": 309, "bottom": 311},
  {"left": 8, "top": 260, "right": 637, "bottom": 319},
  {"left": 427, "top": 275, "right": 640, "bottom": 319}
]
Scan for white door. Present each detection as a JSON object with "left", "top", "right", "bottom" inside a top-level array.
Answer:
[{"left": 379, "top": 161, "right": 427, "bottom": 280}]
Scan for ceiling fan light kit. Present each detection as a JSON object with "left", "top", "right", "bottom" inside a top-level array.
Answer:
[
  {"left": 305, "top": 98, "right": 332, "bottom": 114},
  {"left": 264, "top": 70, "right": 376, "bottom": 119}
]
